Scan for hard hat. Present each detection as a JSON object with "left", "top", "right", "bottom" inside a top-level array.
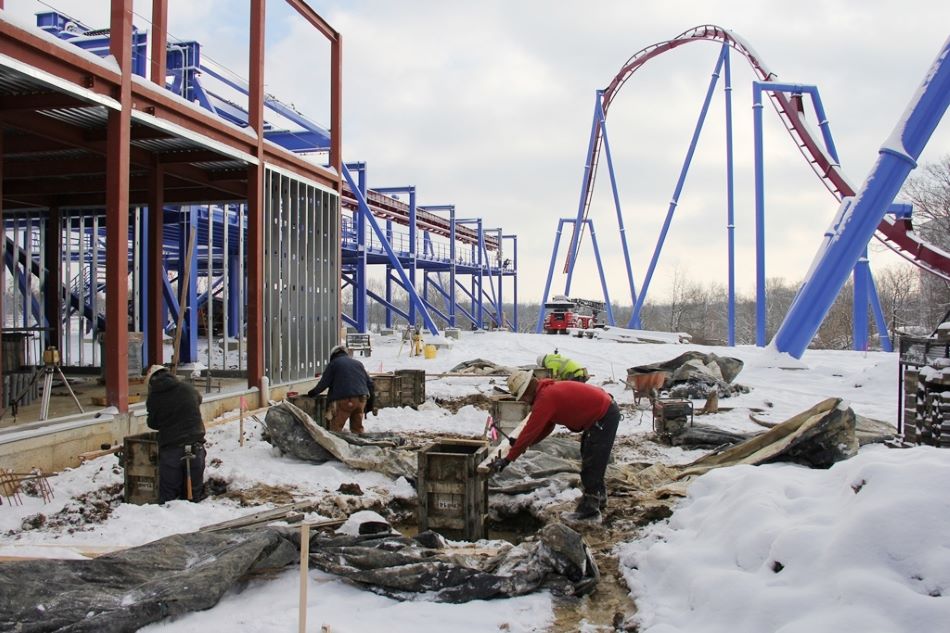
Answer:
[
  {"left": 146, "top": 364, "right": 168, "bottom": 382},
  {"left": 536, "top": 354, "right": 547, "bottom": 367},
  {"left": 329, "top": 344, "right": 349, "bottom": 359},
  {"left": 507, "top": 370, "right": 534, "bottom": 400}
]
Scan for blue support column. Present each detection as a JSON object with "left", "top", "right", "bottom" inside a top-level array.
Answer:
[
  {"left": 493, "top": 228, "right": 503, "bottom": 328},
  {"left": 868, "top": 272, "right": 893, "bottom": 352},
  {"left": 476, "top": 219, "right": 484, "bottom": 328},
  {"left": 632, "top": 47, "right": 727, "bottom": 329},
  {"left": 227, "top": 252, "right": 240, "bottom": 337},
  {"left": 352, "top": 163, "right": 369, "bottom": 332},
  {"left": 385, "top": 219, "right": 393, "bottom": 329},
  {"left": 449, "top": 209, "right": 457, "bottom": 327},
  {"left": 853, "top": 249, "right": 870, "bottom": 351},
  {"left": 752, "top": 82, "right": 767, "bottom": 346},
  {"left": 594, "top": 91, "right": 638, "bottom": 324},
  {"left": 586, "top": 220, "right": 615, "bottom": 326},
  {"left": 139, "top": 208, "right": 150, "bottom": 366},
  {"left": 509, "top": 236, "right": 518, "bottom": 332},
  {"left": 409, "top": 189, "right": 417, "bottom": 326},
  {"left": 343, "top": 167, "right": 439, "bottom": 335},
  {"left": 537, "top": 219, "right": 566, "bottom": 333},
  {"left": 180, "top": 207, "right": 198, "bottom": 363},
  {"left": 774, "top": 35, "right": 950, "bottom": 357},
  {"left": 754, "top": 80, "right": 842, "bottom": 347},
  {"left": 566, "top": 92, "right": 604, "bottom": 292},
  {"left": 724, "top": 44, "right": 737, "bottom": 346}
]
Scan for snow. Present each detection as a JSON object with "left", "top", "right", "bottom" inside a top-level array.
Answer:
[{"left": 2, "top": 330, "right": 941, "bottom": 633}]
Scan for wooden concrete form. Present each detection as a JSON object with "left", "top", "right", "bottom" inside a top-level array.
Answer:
[{"left": 417, "top": 437, "right": 490, "bottom": 541}]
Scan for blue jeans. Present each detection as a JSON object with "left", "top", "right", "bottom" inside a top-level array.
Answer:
[{"left": 158, "top": 444, "right": 206, "bottom": 503}]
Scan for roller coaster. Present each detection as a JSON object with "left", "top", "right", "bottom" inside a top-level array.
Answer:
[{"left": 539, "top": 25, "right": 950, "bottom": 356}]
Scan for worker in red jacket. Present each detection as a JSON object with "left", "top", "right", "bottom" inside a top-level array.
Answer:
[{"left": 489, "top": 370, "right": 621, "bottom": 520}]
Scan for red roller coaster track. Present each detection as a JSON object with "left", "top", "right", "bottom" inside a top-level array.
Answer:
[{"left": 572, "top": 24, "right": 950, "bottom": 280}]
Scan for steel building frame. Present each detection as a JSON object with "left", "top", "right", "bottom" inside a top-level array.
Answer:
[
  {"left": 1, "top": 1, "right": 517, "bottom": 418},
  {"left": 0, "top": 0, "right": 343, "bottom": 412}
]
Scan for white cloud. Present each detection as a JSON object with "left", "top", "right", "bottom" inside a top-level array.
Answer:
[{"left": 7, "top": 0, "right": 949, "bottom": 302}]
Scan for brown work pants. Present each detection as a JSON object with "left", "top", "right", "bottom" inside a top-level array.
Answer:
[{"left": 326, "top": 396, "right": 367, "bottom": 434}]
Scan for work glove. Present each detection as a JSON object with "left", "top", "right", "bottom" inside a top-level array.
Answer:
[{"left": 488, "top": 456, "right": 510, "bottom": 475}]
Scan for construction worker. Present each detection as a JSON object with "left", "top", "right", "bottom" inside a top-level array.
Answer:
[
  {"left": 307, "top": 344, "right": 376, "bottom": 434},
  {"left": 488, "top": 370, "right": 620, "bottom": 521},
  {"left": 145, "top": 365, "right": 206, "bottom": 503},
  {"left": 537, "top": 352, "right": 589, "bottom": 382}
]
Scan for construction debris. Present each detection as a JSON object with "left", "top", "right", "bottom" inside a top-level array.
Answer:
[
  {"left": 628, "top": 351, "right": 749, "bottom": 400},
  {"left": 263, "top": 401, "right": 417, "bottom": 479},
  {"left": 307, "top": 520, "right": 599, "bottom": 602},
  {"left": 0, "top": 528, "right": 299, "bottom": 632}
]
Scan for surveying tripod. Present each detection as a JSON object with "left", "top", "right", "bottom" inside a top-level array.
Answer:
[{"left": 37, "top": 346, "right": 84, "bottom": 421}]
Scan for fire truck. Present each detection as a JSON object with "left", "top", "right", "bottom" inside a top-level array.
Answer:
[{"left": 542, "top": 296, "right": 606, "bottom": 335}]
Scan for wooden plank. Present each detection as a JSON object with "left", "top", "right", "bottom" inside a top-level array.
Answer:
[
  {"left": 476, "top": 415, "right": 529, "bottom": 474},
  {"left": 79, "top": 445, "right": 121, "bottom": 461},
  {"left": 171, "top": 225, "right": 197, "bottom": 373},
  {"left": 199, "top": 500, "right": 318, "bottom": 532},
  {"left": 206, "top": 405, "right": 270, "bottom": 429},
  {"left": 90, "top": 394, "right": 143, "bottom": 406}
]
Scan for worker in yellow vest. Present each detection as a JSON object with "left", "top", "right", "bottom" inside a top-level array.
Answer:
[{"left": 537, "top": 352, "right": 589, "bottom": 382}]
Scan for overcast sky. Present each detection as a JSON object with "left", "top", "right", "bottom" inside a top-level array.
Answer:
[{"left": 8, "top": 0, "right": 950, "bottom": 304}]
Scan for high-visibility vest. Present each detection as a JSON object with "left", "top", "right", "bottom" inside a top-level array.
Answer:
[{"left": 542, "top": 354, "right": 588, "bottom": 381}]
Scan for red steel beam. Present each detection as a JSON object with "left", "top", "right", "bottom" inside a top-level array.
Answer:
[
  {"left": 0, "top": 112, "right": 246, "bottom": 198},
  {"left": 150, "top": 0, "right": 168, "bottom": 87},
  {"left": 1, "top": 15, "right": 339, "bottom": 192},
  {"left": 283, "top": 0, "right": 340, "bottom": 42},
  {"left": 330, "top": 35, "right": 343, "bottom": 182},
  {"left": 0, "top": 130, "right": 4, "bottom": 405},
  {"left": 104, "top": 0, "right": 133, "bottom": 411},
  {"left": 246, "top": 0, "right": 265, "bottom": 391},
  {"left": 0, "top": 93, "right": 90, "bottom": 111},
  {"left": 0, "top": 21, "right": 121, "bottom": 101}
]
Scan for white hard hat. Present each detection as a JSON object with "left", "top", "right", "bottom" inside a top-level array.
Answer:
[
  {"left": 146, "top": 364, "right": 168, "bottom": 382},
  {"left": 329, "top": 345, "right": 349, "bottom": 359},
  {"left": 536, "top": 354, "right": 547, "bottom": 367},
  {"left": 507, "top": 370, "right": 534, "bottom": 400}
]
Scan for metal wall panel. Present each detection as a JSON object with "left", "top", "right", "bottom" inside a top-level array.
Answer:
[{"left": 262, "top": 167, "right": 339, "bottom": 384}]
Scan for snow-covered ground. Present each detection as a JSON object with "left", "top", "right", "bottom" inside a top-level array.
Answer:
[{"left": 2, "top": 329, "right": 947, "bottom": 633}]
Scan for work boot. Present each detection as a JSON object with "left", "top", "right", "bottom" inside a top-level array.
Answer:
[{"left": 571, "top": 494, "right": 606, "bottom": 521}]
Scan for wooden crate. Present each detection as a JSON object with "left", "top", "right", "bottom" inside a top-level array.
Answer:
[
  {"left": 395, "top": 369, "right": 426, "bottom": 407},
  {"left": 490, "top": 396, "right": 530, "bottom": 436},
  {"left": 288, "top": 394, "right": 328, "bottom": 428},
  {"left": 346, "top": 332, "right": 372, "bottom": 357},
  {"left": 123, "top": 431, "right": 160, "bottom": 505},
  {"left": 370, "top": 373, "right": 403, "bottom": 409},
  {"left": 417, "top": 438, "right": 490, "bottom": 541},
  {"left": 533, "top": 367, "right": 553, "bottom": 380}
]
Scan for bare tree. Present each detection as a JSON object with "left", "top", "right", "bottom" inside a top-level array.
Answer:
[
  {"left": 903, "top": 155, "right": 950, "bottom": 249},
  {"left": 875, "top": 264, "right": 922, "bottom": 338}
]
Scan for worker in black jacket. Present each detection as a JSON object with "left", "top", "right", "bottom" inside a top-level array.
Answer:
[
  {"left": 307, "top": 344, "right": 376, "bottom": 434},
  {"left": 145, "top": 365, "right": 206, "bottom": 503}
]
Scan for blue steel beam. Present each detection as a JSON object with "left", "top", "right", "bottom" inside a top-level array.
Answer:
[
  {"left": 774, "top": 35, "right": 950, "bottom": 357},
  {"left": 343, "top": 165, "right": 439, "bottom": 335},
  {"left": 505, "top": 234, "right": 518, "bottom": 332},
  {"left": 537, "top": 219, "right": 567, "bottom": 333},
  {"left": 723, "top": 45, "right": 737, "bottom": 346},
  {"left": 592, "top": 90, "right": 638, "bottom": 325},
  {"left": 631, "top": 45, "right": 727, "bottom": 329}
]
